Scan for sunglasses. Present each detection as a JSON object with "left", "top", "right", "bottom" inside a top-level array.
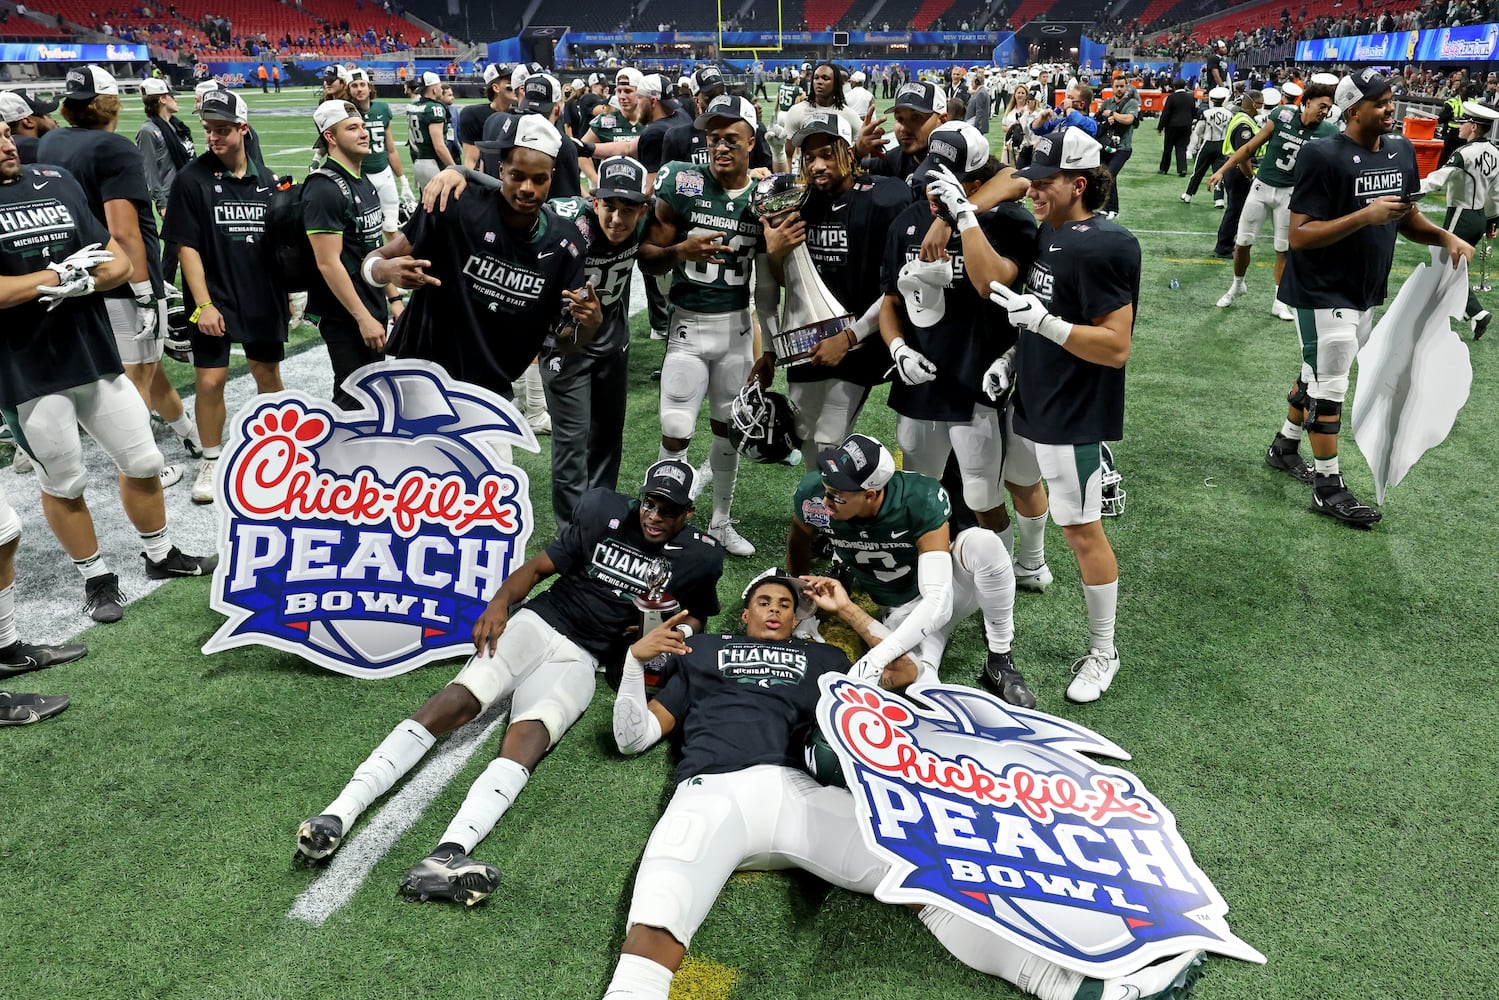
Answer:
[{"left": 640, "top": 496, "right": 687, "bottom": 518}]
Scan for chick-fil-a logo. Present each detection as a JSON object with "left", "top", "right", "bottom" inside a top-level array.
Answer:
[
  {"left": 815, "top": 677, "right": 1267, "bottom": 978},
  {"left": 203, "top": 362, "right": 539, "bottom": 679}
]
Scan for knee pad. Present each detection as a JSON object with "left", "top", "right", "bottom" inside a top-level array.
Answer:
[
  {"left": 629, "top": 873, "right": 698, "bottom": 949},
  {"left": 0, "top": 500, "right": 20, "bottom": 546},
  {"left": 34, "top": 451, "right": 88, "bottom": 500},
  {"left": 659, "top": 356, "right": 705, "bottom": 440},
  {"left": 1287, "top": 378, "right": 1311, "bottom": 412},
  {"left": 1311, "top": 371, "right": 1350, "bottom": 404},
  {"left": 952, "top": 526, "right": 1009, "bottom": 576},
  {"left": 961, "top": 473, "right": 1004, "bottom": 514},
  {"left": 517, "top": 694, "right": 587, "bottom": 748},
  {"left": 1306, "top": 397, "right": 1343, "bottom": 435},
  {"left": 116, "top": 440, "right": 166, "bottom": 481}
]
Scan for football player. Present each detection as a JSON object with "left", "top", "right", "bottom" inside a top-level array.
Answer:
[
  {"left": 779, "top": 62, "right": 865, "bottom": 153},
  {"left": 601, "top": 568, "right": 1205, "bottom": 1000},
  {"left": 985, "top": 127, "right": 1141, "bottom": 704},
  {"left": 0, "top": 118, "right": 217, "bottom": 625},
  {"left": 879, "top": 123, "right": 1038, "bottom": 551},
  {"left": 577, "top": 68, "right": 646, "bottom": 188},
  {"left": 786, "top": 434, "right": 1030, "bottom": 706},
  {"left": 405, "top": 71, "right": 455, "bottom": 188},
  {"left": 660, "top": 67, "right": 779, "bottom": 177},
  {"left": 294, "top": 461, "right": 724, "bottom": 905},
  {"left": 0, "top": 483, "right": 87, "bottom": 678},
  {"left": 1209, "top": 79, "right": 1338, "bottom": 319},
  {"left": 348, "top": 68, "right": 416, "bottom": 242},
  {"left": 1269, "top": 70, "right": 1472, "bottom": 525},
  {"left": 640, "top": 95, "right": 775, "bottom": 558},
  {"left": 39, "top": 65, "right": 200, "bottom": 476},
  {"left": 753, "top": 112, "right": 911, "bottom": 461}
]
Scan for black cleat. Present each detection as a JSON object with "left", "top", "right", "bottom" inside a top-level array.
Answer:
[
  {"left": 143, "top": 546, "right": 219, "bottom": 579},
  {"left": 83, "top": 573, "right": 126, "bottom": 624},
  {"left": 0, "top": 691, "right": 70, "bottom": 726},
  {"left": 0, "top": 639, "right": 87, "bottom": 678},
  {"left": 1312, "top": 474, "right": 1382, "bottom": 527},
  {"left": 399, "top": 845, "right": 500, "bottom": 906},
  {"left": 981, "top": 651, "right": 1036, "bottom": 709},
  {"left": 1474, "top": 310, "right": 1491, "bottom": 341},
  {"left": 294, "top": 814, "right": 345, "bottom": 866},
  {"left": 1265, "top": 438, "right": 1314, "bottom": 483}
]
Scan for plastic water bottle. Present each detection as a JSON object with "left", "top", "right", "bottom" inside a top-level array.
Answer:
[{"left": 1169, "top": 278, "right": 1180, "bottom": 290}]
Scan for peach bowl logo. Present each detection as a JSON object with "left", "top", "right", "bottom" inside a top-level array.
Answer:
[
  {"left": 202, "top": 362, "right": 539, "bottom": 678},
  {"left": 815, "top": 677, "right": 1267, "bottom": 977}
]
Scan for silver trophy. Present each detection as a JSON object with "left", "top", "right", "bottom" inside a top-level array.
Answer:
[
  {"left": 752, "top": 173, "right": 855, "bottom": 366},
  {"left": 632, "top": 557, "right": 680, "bottom": 635}
]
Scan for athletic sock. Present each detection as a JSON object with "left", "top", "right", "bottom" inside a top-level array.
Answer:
[
  {"left": 1016, "top": 512, "right": 1048, "bottom": 569},
  {"left": 602, "top": 954, "right": 674, "bottom": 1000},
  {"left": 201, "top": 445, "right": 223, "bottom": 460},
  {"left": 657, "top": 443, "right": 687, "bottom": 463},
  {"left": 437, "top": 757, "right": 531, "bottom": 853},
  {"left": 1313, "top": 456, "right": 1340, "bottom": 476},
  {"left": 709, "top": 434, "right": 738, "bottom": 523},
  {"left": 1278, "top": 419, "right": 1304, "bottom": 443},
  {"left": 74, "top": 551, "right": 110, "bottom": 582},
  {"left": 958, "top": 529, "right": 1014, "bottom": 653},
  {"left": 325, "top": 719, "right": 436, "bottom": 829},
  {"left": 168, "top": 413, "right": 195, "bottom": 439},
  {"left": 997, "top": 522, "right": 1014, "bottom": 557},
  {"left": 139, "top": 526, "right": 174, "bottom": 563},
  {"left": 1083, "top": 580, "right": 1118, "bottom": 655},
  {"left": 0, "top": 583, "right": 18, "bottom": 649},
  {"left": 523, "top": 361, "right": 548, "bottom": 416}
]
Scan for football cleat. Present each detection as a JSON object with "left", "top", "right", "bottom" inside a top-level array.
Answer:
[
  {"left": 1311, "top": 474, "right": 1382, "bottom": 527},
  {"left": 0, "top": 639, "right": 88, "bottom": 678},
  {"left": 159, "top": 464, "right": 184, "bottom": 488},
  {"left": 294, "top": 814, "right": 345, "bottom": 866},
  {"left": 1067, "top": 647, "right": 1121, "bottom": 704},
  {"left": 709, "top": 518, "right": 756, "bottom": 558},
  {"left": 192, "top": 458, "right": 217, "bottom": 505},
  {"left": 649, "top": 328, "right": 667, "bottom": 341},
  {"left": 1179, "top": 193, "right": 1191, "bottom": 204},
  {"left": 981, "top": 651, "right": 1035, "bottom": 708},
  {"left": 399, "top": 846, "right": 500, "bottom": 906},
  {"left": 1271, "top": 298, "right": 1295, "bottom": 322},
  {"left": 1215, "top": 281, "right": 1245, "bottom": 308},
  {"left": 1214, "top": 198, "right": 1225, "bottom": 208},
  {"left": 0, "top": 691, "right": 71, "bottom": 727},
  {"left": 1264, "top": 438, "right": 1314, "bottom": 483},
  {"left": 1073, "top": 949, "right": 1206, "bottom": 1000},
  {"left": 83, "top": 573, "right": 126, "bottom": 624},
  {"left": 526, "top": 411, "right": 552, "bottom": 436},
  {"left": 143, "top": 547, "right": 220, "bottom": 579},
  {"left": 11, "top": 448, "right": 32, "bottom": 474},
  {"left": 1013, "top": 560, "right": 1053, "bottom": 593},
  {"left": 1473, "top": 310, "right": 1491, "bottom": 340}
]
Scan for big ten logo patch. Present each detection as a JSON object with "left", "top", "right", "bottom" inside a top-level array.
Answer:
[
  {"left": 815, "top": 678, "right": 1268, "bottom": 978},
  {"left": 203, "top": 361, "right": 540, "bottom": 678}
]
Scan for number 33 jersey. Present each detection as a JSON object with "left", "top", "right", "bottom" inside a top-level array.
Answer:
[
  {"left": 791, "top": 470, "right": 951, "bottom": 608},
  {"left": 654, "top": 160, "right": 765, "bottom": 314}
]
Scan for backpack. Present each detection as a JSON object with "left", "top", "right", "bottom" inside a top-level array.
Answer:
[{"left": 265, "top": 167, "right": 353, "bottom": 292}]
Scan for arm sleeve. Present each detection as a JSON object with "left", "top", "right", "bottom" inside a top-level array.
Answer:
[
  {"left": 861, "top": 550, "right": 954, "bottom": 672},
  {"left": 753, "top": 251, "right": 782, "bottom": 343},
  {"left": 614, "top": 650, "right": 666, "bottom": 754}
]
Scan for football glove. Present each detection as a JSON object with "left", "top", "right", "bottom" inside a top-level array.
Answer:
[
  {"left": 889, "top": 336, "right": 938, "bottom": 386},
  {"left": 925, "top": 164, "right": 978, "bottom": 231},
  {"left": 397, "top": 174, "right": 417, "bottom": 214},
  {"left": 130, "top": 280, "right": 164, "bottom": 341},
  {"left": 983, "top": 346, "right": 1017, "bottom": 404},
  {"left": 763, "top": 124, "right": 788, "bottom": 154},
  {"left": 59, "top": 242, "right": 114, "bottom": 273},
  {"left": 849, "top": 654, "right": 884, "bottom": 685},
  {"left": 989, "top": 281, "right": 1071, "bottom": 346},
  {"left": 571, "top": 135, "right": 597, "bottom": 159},
  {"left": 37, "top": 261, "right": 96, "bottom": 310}
]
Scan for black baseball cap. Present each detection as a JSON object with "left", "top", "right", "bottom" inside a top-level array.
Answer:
[
  {"left": 741, "top": 566, "right": 804, "bottom": 603},
  {"left": 817, "top": 434, "right": 895, "bottom": 492},
  {"left": 641, "top": 459, "right": 695, "bottom": 507},
  {"left": 692, "top": 65, "right": 726, "bottom": 98},
  {"left": 892, "top": 80, "right": 944, "bottom": 115},
  {"left": 594, "top": 155, "right": 650, "bottom": 203},
  {"left": 911, "top": 120, "right": 991, "bottom": 189},
  {"left": 518, "top": 73, "right": 561, "bottom": 115},
  {"left": 1335, "top": 68, "right": 1392, "bottom": 111},
  {"left": 21, "top": 92, "right": 57, "bottom": 116}
]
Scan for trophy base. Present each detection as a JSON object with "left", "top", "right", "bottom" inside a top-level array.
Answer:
[{"left": 774, "top": 316, "right": 855, "bottom": 367}]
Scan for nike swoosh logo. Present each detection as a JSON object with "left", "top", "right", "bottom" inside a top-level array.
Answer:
[
  {"left": 539, "top": 251, "right": 555, "bottom": 259},
  {"left": 832, "top": 203, "right": 848, "bottom": 211},
  {"left": 1387, "top": 152, "right": 1397, "bottom": 159},
  {"left": 1103, "top": 987, "right": 1142, "bottom": 1000},
  {"left": 256, "top": 186, "right": 269, "bottom": 193},
  {"left": 890, "top": 529, "right": 909, "bottom": 538},
  {"left": 1049, "top": 244, "right": 1063, "bottom": 252},
  {"left": 31, "top": 181, "right": 48, "bottom": 189},
  {"left": 664, "top": 544, "right": 683, "bottom": 550},
  {"left": 1063, "top": 155, "right": 1087, "bottom": 164},
  {"left": 2, "top": 655, "right": 39, "bottom": 671}
]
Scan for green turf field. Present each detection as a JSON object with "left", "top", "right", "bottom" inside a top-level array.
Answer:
[{"left": 3, "top": 86, "right": 1498, "bottom": 999}]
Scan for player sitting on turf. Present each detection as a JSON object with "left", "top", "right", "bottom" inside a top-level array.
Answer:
[
  {"left": 601, "top": 569, "right": 1205, "bottom": 1000},
  {"left": 293, "top": 460, "right": 724, "bottom": 906},
  {"left": 785, "top": 434, "right": 1029, "bottom": 707}
]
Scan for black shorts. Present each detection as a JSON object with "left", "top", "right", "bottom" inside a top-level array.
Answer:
[{"left": 191, "top": 330, "right": 286, "bottom": 368}]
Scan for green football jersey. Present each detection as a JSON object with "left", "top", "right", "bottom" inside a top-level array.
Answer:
[
  {"left": 1257, "top": 105, "right": 1338, "bottom": 188},
  {"left": 653, "top": 161, "right": 763, "bottom": 314},
  {"left": 549, "top": 194, "right": 647, "bottom": 328},
  {"left": 406, "top": 98, "right": 448, "bottom": 159},
  {"left": 363, "top": 100, "right": 393, "bottom": 173},
  {"left": 777, "top": 83, "right": 805, "bottom": 114},
  {"left": 589, "top": 109, "right": 642, "bottom": 143},
  {"left": 792, "top": 470, "right": 951, "bottom": 608}
]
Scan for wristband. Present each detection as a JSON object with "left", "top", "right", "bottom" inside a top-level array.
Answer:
[
  {"left": 955, "top": 211, "right": 978, "bottom": 234},
  {"left": 189, "top": 302, "right": 211, "bottom": 323},
  {"left": 675, "top": 623, "right": 694, "bottom": 639},
  {"left": 387, "top": 295, "right": 402, "bottom": 303},
  {"left": 129, "top": 279, "right": 154, "bottom": 305},
  {"left": 845, "top": 329, "right": 856, "bottom": 347},
  {"left": 360, "top": 254, "right": 383, "bottom": 288}
]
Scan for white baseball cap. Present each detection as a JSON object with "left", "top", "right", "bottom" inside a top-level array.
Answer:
[
  {"left": 636, "top": 73, "right": 666, "bottom": 100},
  {"left": 419, "top": 70, "right": 442, "bottom": 88},
  {"left": 314, "top": 99, "right": 361, "bottom": 133},
  {"left": 141, "top": 77, "right": 173, "bottom": 96},
  {"left": 489, "top": 112, "right": 562, "bottom": 159},
  {"left": 616, "top": 67, "right": 644, "bottom": 89},
  {"left": 896, "top": 258, "right": 954, "bottom": 329},
  {"left": 64, "top": 64, "right": 118, "bottom": 101}
]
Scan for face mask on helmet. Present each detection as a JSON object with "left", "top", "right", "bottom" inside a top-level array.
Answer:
[
  {"left": 1100, "top": 443, "right": 1126, "bottom": 517},
  {"left": 728, "top": 383, "right": 803, "bottom": 466}
]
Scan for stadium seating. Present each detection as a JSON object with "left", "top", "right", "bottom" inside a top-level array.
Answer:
[
  {"left": 909, "top": 0, "right": 957, "bottom": 31},
  {"left": 0, "top": 14, "right": 69, "bottom": 36},
  {"left": 1003, "top": 0, "right": 1059, "bottom": 27},
  {"left": 804, "top": 0, "right": 857, "bottom": 32},
  {"left": 1183, "top": 0, "right": 1418, "bottom": 44},
  {"left": 522, "top": 0, "right": 622, "bottom": 33}
]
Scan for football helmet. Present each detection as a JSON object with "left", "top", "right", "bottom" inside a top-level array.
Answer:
[
  {"left": 728, "top": 383, "right": 802, "bottom": 465},
  {"left": 802, "top": 726, "right": 847, "bottom": 787},
  {"left": 162, "top": 283, "right": 192, "bottom": 364},
  {"left": 1100, "top": 443, "right": 1126, "bottom": 517}
]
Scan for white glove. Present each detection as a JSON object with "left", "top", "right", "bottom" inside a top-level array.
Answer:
[
  {"left": 989, "top": 281, "right": 1072, "bottom": 346},
  {"left": 889, "top": 336, "right": 937, "bottom": 386},
  {"left": 130, "top": 280, "right": 161, "bottom": 341},
  {"left": 36, "top": 261, "right": 96, "bottom": 310},
  {"left": 983, "top": 347, "right": 1016, "bottom": 403},
  {"left": 398, "top": 174, "right": 417, "bottom": 213},
  {"left": 849, "top": 654, "right": 884, "bottom": 685},
  {"left": 58, "top": 241, "right": 114, "bottom": 273},
  {"left": 925, "top": 164, "right": 978, "bottom": 230},
  {"left": 764, "top": 123, "right": 788, "bottom": 153}
]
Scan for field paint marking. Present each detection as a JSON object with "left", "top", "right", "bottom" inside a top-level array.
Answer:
[{"left": 287, "top": 700, "right": 511, "bottom": 926}]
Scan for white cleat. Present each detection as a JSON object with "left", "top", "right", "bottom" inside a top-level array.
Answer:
[
  {"left": 1066, "top": 647, "right": 1121, "bottom": 703},
  {"left": 1216, "top": 282, "right": 1245, "bottom": 308},
  {"left": 11, "top": 448, "right": 33, "bottom": 474},
  {"left": 687, "top": 457, "right": 711, "bottom": 501},
  {"left": 159, "top": 464, "right": 184, "bottom": 488},
  {"left": 192, "top": 458, "right": 217, "bottom": 504},
  {"left": 1074, "top": 950, "right": 1206, "bottom": 1000},
  {"left": 1271, "top": 298, "right": 1295, "bottom": 321},
  {"left": 709, "top": 518, "right": 756, "bottom": 558},
  {"left": 1013, "top": 560, "right": 1053, "bottom": 593},
  {"left": 1179, "top": 192, "right": 1191, "bottom": 204}
]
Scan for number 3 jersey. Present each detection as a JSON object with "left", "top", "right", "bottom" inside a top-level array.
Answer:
[
  {"left": 653, "top": 160, "right": 765, "bottom": 314},
  {"left": 791, "top": 469, "right": 951, "bottom": 608},
  {"left": 1256, "top": 105, "right": 1339, "bottom": 188},
  {"left": 549, "top": 195, "right": 648, "bottom": 358}
]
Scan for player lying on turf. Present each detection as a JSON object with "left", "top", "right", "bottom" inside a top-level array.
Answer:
[
  {"left": 293, "top": 460, "right": 724, "bottom": 905},
  {"left": 602, "top": 568, "right": 1206, "bottom": 1000}
]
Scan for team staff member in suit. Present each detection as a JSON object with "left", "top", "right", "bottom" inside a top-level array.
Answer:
[
  {"left": 161, "top": 90, "right": 288, "bottom": 505},
  {"left": 305, "top": 100, "right": 398, "bottom": 410},
  {"left": 985, "top": 126, "right": 1141, "bottom": 704},
  {"left": 1268, "top": 70, "right": 1473, "bottom": 525},
  {"left": 0, "top": 120, "right": 216, "bottom": 626},
  {"left": 1157, "top": 78, "right": 1196, "bottom": 177}
]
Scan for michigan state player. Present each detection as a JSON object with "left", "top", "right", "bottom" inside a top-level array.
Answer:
[
  {"left": 578, "top": 68, "right": 645, "bottom": 188},
  {"left": 785, "top": 434, "right": 1030, "bottom": 707},
  {"left": 348, "top": 68, "right": 414, "bottom": 241},
  {"left": 405, "top": 71, "right": 454, "bottom": 188},
  {"left": 1269, "top": 70, "right": 1472, "bottom": 525},
  {"left": 640, "top": 95, "right": 771, "bottom": 559},
  {"left": 773, "top": 68, "right": 806, "bottom": 131},
  {"left": 1210, "top": 79, "right": 1337, "bottom": 319}
]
